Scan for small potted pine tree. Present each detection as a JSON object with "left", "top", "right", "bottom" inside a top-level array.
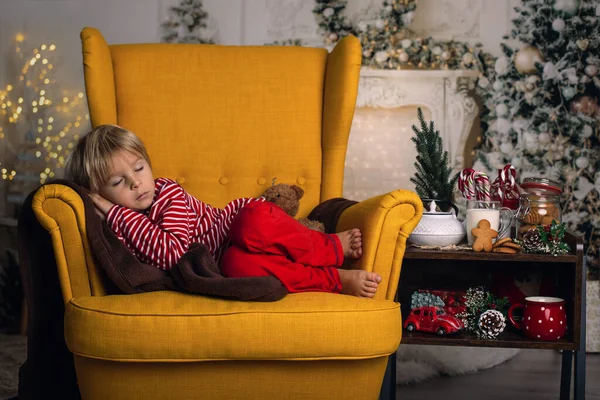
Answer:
[
  {"left": 407, "top": 108, "right": 465, "bottom": 246},
  {"left": 410, "top": 107, "right": 459, "bottom": 213}
]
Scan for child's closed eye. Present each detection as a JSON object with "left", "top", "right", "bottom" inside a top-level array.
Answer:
[{"left": 111, "top": 179, "right": 123, "bottom": 187}]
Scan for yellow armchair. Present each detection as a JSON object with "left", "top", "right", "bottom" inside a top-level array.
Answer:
[{"left": 22, "top": 27, "right": 423, "bottom": 400}]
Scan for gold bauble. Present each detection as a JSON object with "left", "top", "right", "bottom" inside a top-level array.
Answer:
[{"left": 514, "top": 45, "right": 544, "bottom": 74}]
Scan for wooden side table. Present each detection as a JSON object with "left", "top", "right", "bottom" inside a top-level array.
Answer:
[{"left": 381, "top": 233, "right": 586, "bottom": 400}]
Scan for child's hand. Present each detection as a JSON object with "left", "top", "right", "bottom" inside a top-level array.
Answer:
[{"left": 89, "top": 193, "right": 115, "bottom": 221}]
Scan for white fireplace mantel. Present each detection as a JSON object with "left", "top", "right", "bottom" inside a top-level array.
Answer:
[
  {"left": 356, "top": 67, "right": 480, "bottom": 170},
  {"left": 344, "top": 68, "right": 480, "bottom": 201}
]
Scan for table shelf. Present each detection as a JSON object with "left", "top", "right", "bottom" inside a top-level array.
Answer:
[
  {"left": 401, "top": 329, "right": 576, "bottom": 350},
  {"left": 404, "top": 247, "right": 577, "bottom": 263}
]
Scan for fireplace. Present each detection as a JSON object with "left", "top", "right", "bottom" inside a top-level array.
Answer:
[{"left": 343, "top": 68, "right": 480, "bottom": 201}]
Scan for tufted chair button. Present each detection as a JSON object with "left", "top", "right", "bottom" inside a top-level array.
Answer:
[
  {"left": 296, "top": 176, "right": 306, "bottom": 185},
  {"left": 176, "top": 177, "right": 186, "bottom": 185},
  {"left": 257, "top": 177, "right": 266, "bottom": 185},
  {"left": 219, "top": 177, "right": 229, "bottom": 185}
]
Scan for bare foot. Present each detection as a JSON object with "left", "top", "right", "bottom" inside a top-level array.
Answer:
[
  {"left": 336, "top": 228, "right": 363, "bottom": 260},
  {"left": 338, "top": 269, "right": 382, "bottom": 298}
]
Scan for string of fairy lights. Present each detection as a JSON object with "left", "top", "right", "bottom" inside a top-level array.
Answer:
[{"left": 0, "top": 33, "right": 88, "bottom": 185}]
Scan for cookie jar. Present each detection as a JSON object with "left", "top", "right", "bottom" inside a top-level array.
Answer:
[{"left": 515, "top": 177, "right": 563, "bottom": 238}]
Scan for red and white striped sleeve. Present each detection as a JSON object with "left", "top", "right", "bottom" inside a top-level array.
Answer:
[{"left": 106, "top": 180, "right": 193, "bottom": 271}]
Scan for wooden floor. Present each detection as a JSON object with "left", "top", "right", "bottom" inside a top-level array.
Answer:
[{"left": 396, "top": 349, "right": 599, "bottom": 400}]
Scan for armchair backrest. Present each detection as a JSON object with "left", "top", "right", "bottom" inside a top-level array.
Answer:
[{"left": 81, "top": 27, "right": 361, "bottom": 216}]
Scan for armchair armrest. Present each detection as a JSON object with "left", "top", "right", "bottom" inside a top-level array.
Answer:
[
  {"left": 336, "top": 189, "right": 423, "bottom": 301},
  {"left": 30, "top": 183, "right": 108, "bottom": 304}
]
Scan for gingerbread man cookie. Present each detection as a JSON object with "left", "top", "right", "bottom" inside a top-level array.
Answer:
[{"left": 471, "top": 219, "right": 498, "bottom": 252}]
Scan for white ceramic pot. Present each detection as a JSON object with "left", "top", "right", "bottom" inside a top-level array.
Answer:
[{"left": 408, "top": 199, "right": 466, "bottom": 246}]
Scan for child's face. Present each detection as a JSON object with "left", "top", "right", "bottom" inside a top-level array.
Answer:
[{"left": 98, "top": 150, "right": 155, "bottom": 212}]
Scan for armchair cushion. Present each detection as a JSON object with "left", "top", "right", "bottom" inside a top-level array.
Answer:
[{"left": 65, "top": 291, "right": 401, "bottom": 361}]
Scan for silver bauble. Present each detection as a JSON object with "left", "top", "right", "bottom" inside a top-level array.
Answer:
[
  {"left": 576, "top": 156, "right": 590, "bottom": 169},
  {"left": 538, "top": 132, "right": 552, "bottom": 144},
  {"left": 500, "top": 141, "right": 514, "bottom": 154},
  {"left": 585, "top": 64, "right": 598, "bottom": 77},
  {"left": 552, "top": 18, "right": 566, "bottom": 32}
]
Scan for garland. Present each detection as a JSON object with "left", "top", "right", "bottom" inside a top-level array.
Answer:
[{"left": 313, "top": 0, "right": 495, "bottom": 71}]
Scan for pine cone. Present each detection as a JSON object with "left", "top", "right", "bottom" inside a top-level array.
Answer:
[
  {"left": 522, "top": 228, "right": 544, "bottom": 252},
  {"left": 478, "top": 310, "right": 506, "bottom": 339}
]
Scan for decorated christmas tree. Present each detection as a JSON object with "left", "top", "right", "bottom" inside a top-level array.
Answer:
[
  {"left": 161, "top": 0, "right": 214, "bottom": 44},
  {"left": 410, "top": 108, "right": 459, "bottom": 208},
  {"left": 475, "top": 0, "right": 600, "bottom": 276}
]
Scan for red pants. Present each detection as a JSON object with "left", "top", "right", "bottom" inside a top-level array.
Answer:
[{"left": 220, "top": 201, "right": 343, "bottom": 293}]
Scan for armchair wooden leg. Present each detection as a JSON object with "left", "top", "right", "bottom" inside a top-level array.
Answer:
[{"left": 379, "top": 352, "right": 396, "bottom": 400}]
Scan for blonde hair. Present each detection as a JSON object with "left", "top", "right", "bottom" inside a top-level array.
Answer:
[{"left": 66, "top": 124, "right": 151, "bottom": 192}]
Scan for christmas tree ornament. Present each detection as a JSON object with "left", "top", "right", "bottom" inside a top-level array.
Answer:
[
  {"left": 500, "top": 141, "right": 514, "bottom": 154},
  {"left": 576, "top": 156, "right": 590, "bottom": 169},
  {"left": 569, "top": 95, "right": 599, "bottom": 117},
  {"left": 462, "top": 53, "right": 474, "bottom": 65},
  {"left": 495, "top": 103, "right": 508, "bottom": 117},
  {"left": 554, "top": 0, "right": 580, "bottom": 13},
  {"left": 478, "top": 309, "right": 506, "bottom": 339},
  {"left": 543, "top": 61, "right": 559, "bottom": 80},
  {"left": 561, "top": 86, "right": 577, "bottom": 100},
  {"left": 478, "top": 77, "right": 490, "bottom": 89},
  {"left": 552, "top": 18, "right": 566, "bottom": 32},
  {"left": 514, "top": 45, "right": 544, "bottom": 74},
  {"left": 576, "top": 39, "right": 590, "bottom": 51},
  {"left": 511, "top": 156, "right": 522, "bottom": 168},
  {"left": 495, "top": 56, "right": 510, "bottom": 75}
]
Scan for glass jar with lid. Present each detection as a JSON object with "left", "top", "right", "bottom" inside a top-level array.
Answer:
[{"left": 515, "top": 177, "right": 563, "bottom": 239}]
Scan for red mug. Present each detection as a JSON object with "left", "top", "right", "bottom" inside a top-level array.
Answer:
[{"left": 508, "top": 296, "right": 567, "bottom": 341}]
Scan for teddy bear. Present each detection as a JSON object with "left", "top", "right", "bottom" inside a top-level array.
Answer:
[{"left": 262, "top": 183, "right": 325, "bottom": 233}]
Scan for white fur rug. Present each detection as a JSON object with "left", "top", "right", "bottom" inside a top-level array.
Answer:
[{"left": 396, "top": 344, "right": 520, "bottom": 385}]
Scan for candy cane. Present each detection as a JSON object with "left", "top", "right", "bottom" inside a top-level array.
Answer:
[
  {"left": 458, "top": 168, "right": 476, "bottom": 200},
  {"left": 499, "top": 165, "right": 517, "bottom": 198},
  {"left": 474, "top": 172, "right": 491, "bottom": 201}
]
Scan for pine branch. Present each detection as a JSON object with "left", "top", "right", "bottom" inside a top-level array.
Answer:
[{"left": 410, "top": 108, "right": 458, "bottom": 206}]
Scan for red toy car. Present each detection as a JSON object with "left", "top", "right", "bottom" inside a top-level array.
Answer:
[{"left": 403, "top": 306, "right": 464, "bottom": 336}]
